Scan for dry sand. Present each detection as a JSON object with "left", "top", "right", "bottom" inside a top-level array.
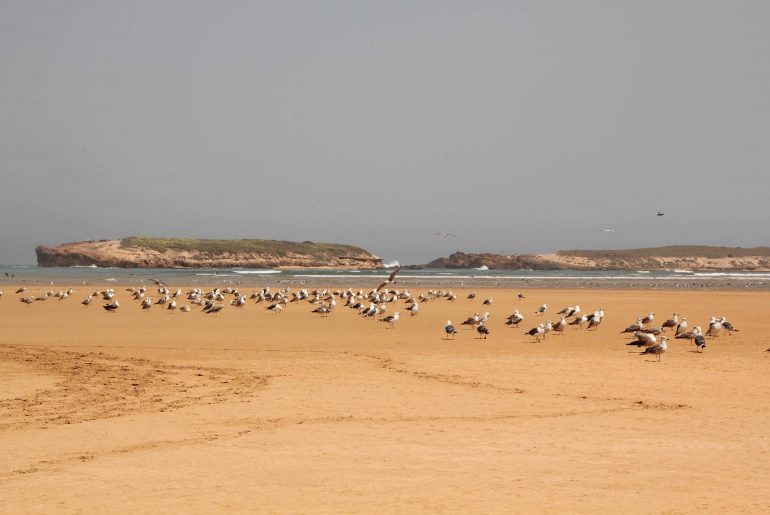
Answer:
[{"left": 0, "top": 285, "right": 768, "bottom": 513}]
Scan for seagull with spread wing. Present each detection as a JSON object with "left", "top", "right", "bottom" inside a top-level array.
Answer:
[{"left": 376, "top": 266, "right": 401, "bottom": 292}]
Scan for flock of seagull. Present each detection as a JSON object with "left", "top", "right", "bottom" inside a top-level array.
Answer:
[{"left": 2, "top": 268, "right": 748, "bottom": 361}]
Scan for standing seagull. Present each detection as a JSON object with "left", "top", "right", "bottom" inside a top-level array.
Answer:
[
  {"left": 694, "top": 334, "right": 707, "bottom": 352},
  {"left": 476, "top": 324, "right": 490, "bottom": 339},
  {"left": 675, "top": 317, "right": 688, "bottom": 336},
  {"left": 381, "top": 311, "right": 400, "bottom": 329},
  {"left": 641, "top": 336, "right": 668, "bottom": 361},
  {"left": 586, "top": 316, "right": 603, "bottom": 331},
  {"left": 722, "top": 319, "right": 739, "bottom": 335},
  {"left": 535, "top": 304, "right": 547, "bottom": 316},
  {"left": 506, "top": 310, "right": 524, "bottom": 328},
  {"left": 444, "top": 320, "right": 458, "bottom": 339},
  {"left": 526, "top": 324, "right": 545, "bottom": 342},
  {"left": 103, "top": 300, "right": 120, "bottom": 312},
  {"left": 661, "top": 313, "right": 679, "bottom": 332},
  {"left": 482, "top": 297, "right": 494, "bottom": 307}
]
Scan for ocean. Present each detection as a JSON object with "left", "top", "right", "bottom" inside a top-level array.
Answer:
[{"left": 2, "top": 265, "right": 769, "bottom": 290}]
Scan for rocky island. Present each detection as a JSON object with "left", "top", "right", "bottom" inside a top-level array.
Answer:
[
  {"left": 414, "top": 246, "right": 770, "bottom": 271},
  {"left": 36, "top": 237, "right": 383, "bottom": 269}
]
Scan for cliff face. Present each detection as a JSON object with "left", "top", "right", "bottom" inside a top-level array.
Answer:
[
  {"left": 36, "top": 238, "right": 383, "bottom": 269},
  {"left": 416, "top": 248, "right": 770, "bottom": 271}
]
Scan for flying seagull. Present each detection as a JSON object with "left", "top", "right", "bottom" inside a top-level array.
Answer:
[
  {"left": 600, "top": 228, "right": 616, "bottom": 233},
  {"left": 376, "top": 266, "right": 401, "bottom": 292},
  {"left": 657, "top": 211, "right": 664, "bottom": 217},
  {"left": 434, "top": 232, "right": 457, "bottom": 238}
]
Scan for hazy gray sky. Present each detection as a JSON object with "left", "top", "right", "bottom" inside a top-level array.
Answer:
[{"left": 1, "top": 1, "right": 768, "bottom": 264}]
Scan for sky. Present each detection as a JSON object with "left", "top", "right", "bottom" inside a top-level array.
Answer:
[{"left": 1, "top": 0, "right": 768, "bottom": 264}]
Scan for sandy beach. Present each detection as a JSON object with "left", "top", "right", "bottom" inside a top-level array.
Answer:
[{"left": 1, "top": 285, "right": 768, "bottom": 513}]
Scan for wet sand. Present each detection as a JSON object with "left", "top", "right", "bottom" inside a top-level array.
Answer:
[{"left": 1, "top": 285, "right": 768, "bottom": 513}]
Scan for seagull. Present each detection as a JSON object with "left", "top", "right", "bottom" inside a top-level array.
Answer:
[
  {"left": 205, "top": 304, "right": 224, "bottom": 315},
  {"left": 600, "top": 228, "right": 616, "bottom": 233},
  {"left": 517, "top": 293, "right": 526, "bottom": 299},
  {"left": 535, "top": 303, "right": 547, "bottom": 316},
  {"left": 642, "top": 326, "right": 664, "bottom": 336},
  {"left": 553, "top": 317, "right": 567, "bottom": 334},
  {"left": 81, "top": 296, "right": 92, "bottom": 307},
  {"left": 376, "top": 266, "right": 401, "bottom": 292},
  {"left": 103, "top": 300, "right": 119, "bottom": 312},
  {"left": 622, "top": 318, "right": 644, "bottom": 334},
  {"left": 434, "top": 232, "right": 457, "bottom": 238},
  {"left": 705, "top": 317, "right": 722, "bottom": 338},
  {"left": 179, "top": 306, "right": 191, "bottom": 313},
  {"left": 657, "top": 211, "right": 665, "bottom": 217},
  {"left": 141, "top": 297, "right": 152, "bottom": 310},
  {"left": 694, "top": 334, "right": 706, "bottom": 352},
  {"left": 15, "top": 287, "right": 26, "bottom": 294},
  {"left": 467, "top": 292, "right": 477, "bottom": 299},
  {"left": 641, "top": 336, "right": 668, "bottom": 361},
  {"left": 556, "top": 306, "right": 574, "bottom": 315},
  {"left": 461, "top": 313, "right": 480, "bottom": 327},
  {"left": 405, "top": 302, "right": 419, "bottom": 316},
  {"left": 526, "top": 324, "right": 545, "bottom": 342},
  {"left": 266, "top": 303, "right": 283, "bottom": 314},
  {"left": 586, "top": 316, "right": 603, "bottom": 331},
  {"left": 641, "top": 312, "right": 655, "bottom": 325},
  {"left": 444, "top": 320, "right": 458, "bottom": 339},
  {"left": 675, "top": 326, "right": 701, "bottom": 341},
  {"left": 482, "top": 297, "right": 494, "bottom": 306},
  {"left": 476, "top": 324, "right": 490, "bottom": 339},
  {"left": 381, "top": 311, "right": 400, "bottom": 328},
  {"left": 167, "top": 298, "right": 177, "bottom": 311},
  {"left": 506, "top": 310, "right": 524, "bottom": 328},
  {"left": 675, "top": 317, "right": 688, "bottom": 336},
  {"left": 569, "top": 314, "right": 588, "bottom": 327},
  {"left": 661, "top": 313, "right": 679, "bottom": 331},
  {"left": 722, "top": 319, "right": 739, "bottom": 335},
  {"left": 631, "top": 331, "right": 657, "bottom": 347}
]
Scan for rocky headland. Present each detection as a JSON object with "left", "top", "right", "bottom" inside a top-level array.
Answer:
[{"left": 35, "top": 237, "right": 383, "bottom": 269}]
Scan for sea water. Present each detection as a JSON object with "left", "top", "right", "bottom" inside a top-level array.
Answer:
[{"left": 1, "top": 265, "right": 768, "bottom": 290}]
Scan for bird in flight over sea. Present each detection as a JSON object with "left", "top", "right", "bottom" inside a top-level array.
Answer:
[
  {"left": 657, "top": 211, "right": 664, "bottom": 217},
  {"left": 376, "top": 266, "right": 401, "bottom": 292},
  {"left": 434, "top": 232, "right": 456, "bottom": 238},
  {"left": 600, "top": 228, "right": 616, "bottom": 233}
]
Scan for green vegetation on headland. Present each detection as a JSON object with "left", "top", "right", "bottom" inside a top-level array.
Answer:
[{"left": 119, "top": 237, "right": 368, "bottom": 258}]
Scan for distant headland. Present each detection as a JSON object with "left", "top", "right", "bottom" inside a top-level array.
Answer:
[
  {"left": 35, "top": 237, "right": 383, "bottom": 269},
  {"left": 410, "top": 246, "right": 770, "bottom": 271}
]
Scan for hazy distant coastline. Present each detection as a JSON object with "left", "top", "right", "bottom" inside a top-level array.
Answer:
[
  {"left": 410, "top": 246, "right": 770, "bottom": 272},
  {"left": 33, "top": 239, "right": 770, "bottom": 272}
]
